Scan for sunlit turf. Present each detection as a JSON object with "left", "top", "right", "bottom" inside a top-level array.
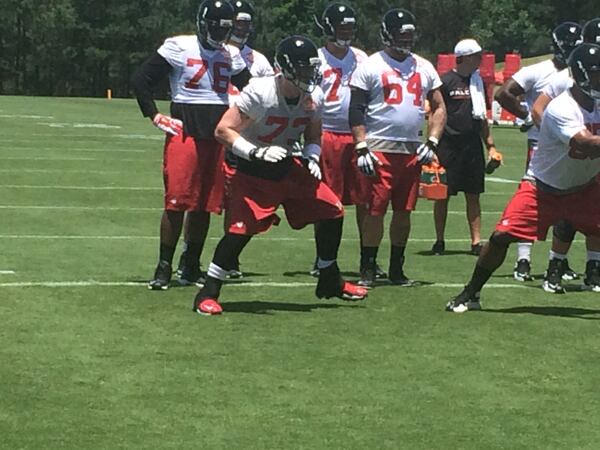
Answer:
[{"left": 0, "top": 96, "right": 598, "bottom": 449}]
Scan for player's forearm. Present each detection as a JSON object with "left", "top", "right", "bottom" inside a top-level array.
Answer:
[
  {"left": 131, "top": 52, "right": 172, "bottom": 118},
  {"left": 351, "top": 125, "right": 367, "bottom": 144},
  {"left": 495, "top": 89, "right": 528, "bottom": 119},
  {"left": 571, "top": 135, "right": 600, "bottom": 159},
  {"left": 427, "top": 104, "right": 446, "bottom": 141},
  {"left": 348, "top": 87, "right": 368, "bottom": 144},
  {"left": 214, "top": 125, "right": 240, "bottom": 147}
]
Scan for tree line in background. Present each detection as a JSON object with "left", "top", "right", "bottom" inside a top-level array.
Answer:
[{"left": 0, "top": 0, "right": 595, "bottom": 97}]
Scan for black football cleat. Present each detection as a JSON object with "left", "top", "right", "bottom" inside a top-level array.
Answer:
[
  {"left": 445, "top": 288, "right": 481, "bottom": 313},
  {"left": 583, "top": 260, "right": 600, "bottom": 292},
  {"left": 431, "top": 240, "right": 445, "bottom": 255},
  {"left": 543, "top": 258, "right": 566, "bottom": 294},
  {"left": 148, "top": 260, "right": 172, "bottom": 290},
  {"left": 513, "top": 259, "right": 534, "bottom": 282}
]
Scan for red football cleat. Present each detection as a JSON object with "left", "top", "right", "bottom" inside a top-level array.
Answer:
[
  {"left": 340, "top": 281, "right": 368, "bottom": 301},
  {"left": 193, "top": 298, "right": 223, "bottom": 316}
]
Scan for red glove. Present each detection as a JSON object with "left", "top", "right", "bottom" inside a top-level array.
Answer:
[{"left": 152, "top": 113, "right": 183, "bottom": 136}]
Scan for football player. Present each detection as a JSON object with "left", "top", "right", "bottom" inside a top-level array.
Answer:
[
  {"left": 176, "top": 0, "right": 274, "bottom": 281},
  {"left": 131, "top": 0, "right": 251, "bottom": 290},
  {"left": 308, "top": 3, "right": 378, "bottom": 278},
  {"left": 349, "top": 9, "right": 447, "bottom": 287},
  {"left": 495, "top": 22, "right": 582, "bottom": 284},
  {"left": 446, "top": 44, "right": 600, "bottom": 313},
  {"left": 528, "top": 19, "right": 600, "bottom": 293},
  {"left": 532, "top": 20, "right": 600, "bottom": 123},
  {"left": 192, "top": 35, "right": 368, "bottom": 316}
]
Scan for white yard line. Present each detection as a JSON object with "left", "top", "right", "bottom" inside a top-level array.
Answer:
[
  {"left": 0, "top": 280, "right": 530, "bottom": 289},
  {"left": 0, "top": 169, "right": 156, "bottom": 175},
  {"left": 486, "top": 176, "right": 519, "bottom": 184},
  {"left": 0, "top": 270, "right": 16, "bottom": 275},
  {"left": 2, "top": 156, "right": 160, "bottom": 162},
  {"left": 0, "top": 146, "right": 149, "bottom": 153}
]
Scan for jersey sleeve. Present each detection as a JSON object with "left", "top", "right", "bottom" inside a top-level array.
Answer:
[
  {"left": 156, "top": 37, "right": 185, "bottom": 69},
  {"left": 511, "top": 66, "right": 535, "bottom": 92},
  {"left": 543, "top": 74, "right": 573, "bottom": 100},
  {"left": 235, "top": 78, "right": 267, "bottom": 121},
  {"left": 427, "top": 61, "right": 443, "bottom": 90},
  {"left": 349, "top": 61, "right": 371, "bottom": 91},
  {"left": 544, "top": 96, "right": 586, "bottom": 144},
  {"left": 229, "top": 46, "right": 247, "bottom": 75},
  {"left": 252, "top": 52, "right": 275, "bottom": 77}
]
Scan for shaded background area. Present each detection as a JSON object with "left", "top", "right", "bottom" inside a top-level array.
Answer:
[{"left": 0, "top": 0, "right": 595, "bottom": 97}]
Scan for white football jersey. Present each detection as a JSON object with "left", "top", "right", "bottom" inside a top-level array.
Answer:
[
  {"left": 512, "top": 59, "right": 561, "bottom": 141},
  {"left": 228, "top": 45, "right": 274, "bottom": 105},
  {"left": 542, "top": 68, "right": 573, "bottom": 100},
  {"left": 157, "top": 35, "right": 246, "bottom": 105},
  {"left": 235, "top": 75, "right": 324, "bottom": 150},
  {"left": 350, "top": 51, "right": 442, "bottom": 143},
  {"left": 318, "top": 46, "right": 368, "bottom": 133},
  {"left": 527, "top": 91, "right": 600, "bottom": 190}
]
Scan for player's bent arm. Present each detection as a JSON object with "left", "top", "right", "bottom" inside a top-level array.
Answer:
[
  {"left": 494, "top": 79, "right": 528, "bottom": 119},
  {"left": 531, "top": 93, "right": 552, "bottom": 127},
  {"left": 426, "top": 88, "right": 446, "bottom": 141},
  {"left": 569, "top": 130, "right": 600, "bottom": 160},
  {"left": 131, "top": 52, "right": 172, "bottom": 119},
  {"left": 214, "top": 106, "right": 254, "bottom": 148}
]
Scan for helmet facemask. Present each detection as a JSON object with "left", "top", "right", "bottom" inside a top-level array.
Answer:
[
  {"left": 384, "top": 24, "right": 416, "bottom": 56},
  {"left": 276, "top": 55, "right": 322, "bottom": 94},
  {"left": 230, "top": 12, "right": 253, "bottom": 46},
  {"left": 332, "top": 19, "right": 356, "bottom": 48}
]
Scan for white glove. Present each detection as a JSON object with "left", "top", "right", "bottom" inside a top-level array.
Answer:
[
  {"left": 153, "top": 113, "right": 183, "bottom": 136},
  {"left": 356, "top": 143, "right": 381, "bottom": 177},
  {"left": 416, "top": 139, "right": 438, "bottom": 164},
  {"left": 251, "top": 145, "right": 288, "bottom": 163},
  {"left": 302, "top": 155, "right": 322, "bottom": 180}
]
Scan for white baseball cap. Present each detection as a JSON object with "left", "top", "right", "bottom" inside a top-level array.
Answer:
[{"left": 454, "top": 39, "right": 482, "bottom": 56}]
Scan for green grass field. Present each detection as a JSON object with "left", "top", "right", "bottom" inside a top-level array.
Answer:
[{"left": 1, "top": 96, "right": 599, "bottom": 449}]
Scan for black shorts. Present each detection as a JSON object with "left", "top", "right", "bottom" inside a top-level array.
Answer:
[{"left": 437, "top": 134, "right": 485, "bottom": 196}]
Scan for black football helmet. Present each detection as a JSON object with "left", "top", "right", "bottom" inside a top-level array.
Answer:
[
  {"left": 583, "top": 18, "right": 600, "bottom": 45},
  {"left": 552, "top": 21, "right": 583, "bottom": 66},
  {"left": 316, "top": 3, "right": 357, "bottom": 48},
  {"left": 380, "top": 9, "right": 417, "bottom": 56},
  {"left": 274, "top": 36, "right": 322, "bottom": 93},
  {"left": 568, "top": 43, "right": 600, "bottom": 100},
  {"left": 196, "top": 0, "right": 234, "bottom": 49},
  {"left": 230, "top": 0, "right": 255, "bottom": 46}
]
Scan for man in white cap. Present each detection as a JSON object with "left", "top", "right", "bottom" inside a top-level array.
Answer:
[{"left": 431, "top": 38, "right": 500, "bottom": 256}]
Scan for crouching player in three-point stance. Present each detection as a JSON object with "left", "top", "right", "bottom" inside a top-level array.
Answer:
[
  {"left": 193, "top": 35, "right": 368, "bottom": 316},
  {"left": 446, "top": 44, "right": 600, "bottom": 313}
]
